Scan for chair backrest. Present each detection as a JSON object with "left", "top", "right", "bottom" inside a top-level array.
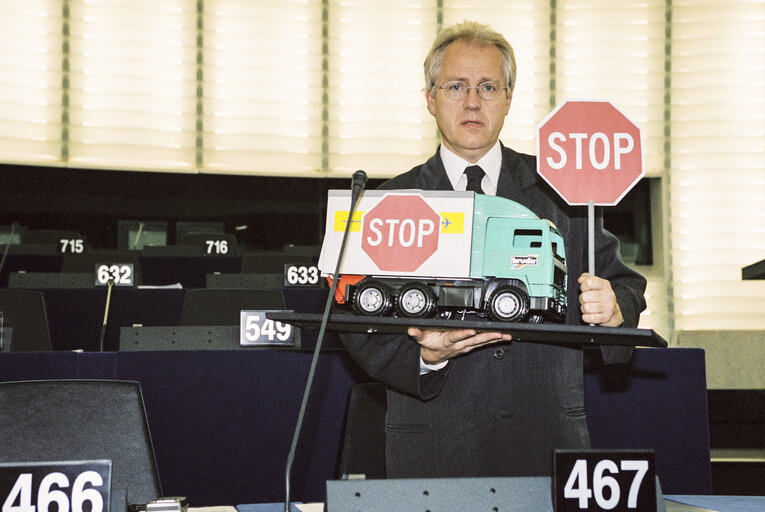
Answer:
[
  {"left": 281, "top": 244, "right": 321, "bottom": 257},
  {"left": 585, "top": 347, "right": 712, "bottom": 495},
  {"left": 241, "top": 251, "right": 312, "bottom": 274},
  {"left": 22, "top": 229, "right": 85, "bottom": 245},
  {"left": 180, "top": 288, "right": 285, "bottom": 326},
  {"left": 175, "top": 221, "right": 225, "bottom": 244},
  {"left": 0, "top": 379, "right": 162, "bottom": 506},
  {"left": 0, "top": 290, "right": 52, "bottom": 351},
  {"left": 339, "top": 382, "right": 387, "bottom": 479},
  {"left": 205, "top": 273, "right": 285, "bottom": 289},
  {"left": 179, "top": 233, "right": 240, "bottom": 256}
]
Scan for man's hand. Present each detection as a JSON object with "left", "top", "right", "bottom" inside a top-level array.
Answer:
[
  {"left": 408, "top": 327, "right": 512, "bottom": 365},
  {"left": 578, "top": 273, "right": 623, "bottom": 326}
]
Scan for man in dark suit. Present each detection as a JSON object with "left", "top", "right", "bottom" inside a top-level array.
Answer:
[{"left": 340, "top": 20, "right": 647, "bottom": 478}]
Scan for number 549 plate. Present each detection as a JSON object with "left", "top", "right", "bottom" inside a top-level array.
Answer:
[
  {"left": 1, "top": 460, "right": 111, "bottom": 512},
  {"left": 240, "top": 310, "right": 297, "bottom": 347}
]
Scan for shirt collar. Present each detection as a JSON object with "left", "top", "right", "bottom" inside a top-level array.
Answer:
[{"left": 440, "top": 141, "right": 502, "bottom": 195}]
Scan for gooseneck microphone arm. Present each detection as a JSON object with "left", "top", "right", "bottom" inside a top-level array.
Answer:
[
  {"left": 283, "top": 170, "right": 367, "bottom": 512},
  {"left": 99, "top": 278, "right": 115, "bottom": 352}
]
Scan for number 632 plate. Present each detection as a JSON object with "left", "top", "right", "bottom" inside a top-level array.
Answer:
[{"left": 1, "top": 460, "right": 111, "bottom": 512}]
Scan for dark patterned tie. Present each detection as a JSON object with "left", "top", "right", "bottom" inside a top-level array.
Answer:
[{"left": 464, "top": 165, "right": 485, "bottom": 194}]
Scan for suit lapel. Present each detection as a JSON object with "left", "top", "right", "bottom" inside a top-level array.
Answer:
[
  {"left": 496, "top": 145, "right": 544, "bottom": 214},
  {"left": 422, "top": 149, "right": 455, "bottom": 191}
]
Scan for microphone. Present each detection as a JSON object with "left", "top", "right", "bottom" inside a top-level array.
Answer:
[
  {"left": 351, "top": 169, "right": 368, "bottom": 204},
  {"left": 99, "top": 278, "right": 115, "bottom": 352},
  {"left": 0, "top": 222, "right": 19, "bottom": 285},
  {"left": 283, "top": 170, "right": 368, "bottom": 512}
]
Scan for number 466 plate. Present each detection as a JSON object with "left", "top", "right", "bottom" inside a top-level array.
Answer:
[{"left": 1, "top": 460, "right": 111, "bottom": 512}]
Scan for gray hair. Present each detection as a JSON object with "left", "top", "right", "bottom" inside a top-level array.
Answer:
[{"left": 424, "top": 20, "right": 516, "bottom": 93}]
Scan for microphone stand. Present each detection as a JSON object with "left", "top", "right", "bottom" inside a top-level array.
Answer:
[
  {"left": 99, "top": 278, "right": 114, "bottom": 352},
  {"left": 283, "top": 170, "right": 367, "bottom": 512}
]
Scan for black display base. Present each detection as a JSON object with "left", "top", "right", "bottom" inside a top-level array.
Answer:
[{"left": 266, "top": 312, "right": 668, "bottom": 348}]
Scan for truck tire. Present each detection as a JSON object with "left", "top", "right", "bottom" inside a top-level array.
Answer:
[
  {"left": 353, "top": 280, "right": 393, "bottom": 316},
  {"left": 487, "top": 285, "right": 529, "bottom": 322},
  {"left": 396, "top": 282, "right": 437, "bottom": 318}
]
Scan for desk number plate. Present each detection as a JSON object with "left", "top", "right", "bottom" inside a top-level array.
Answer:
[
  {"left": 1, "top": 460, "right": 111, "bottom": 512},
  {"left": 202, "top": 239, "right": 229, "bottom": 255},
  {"left": 554, "top": 450, "right": 655, "bottom": 512},
  {"left": 94, "top": 263, "right": 134, "bottom": 287},
  {"left": 283, "top": 264, "right": 321, "bottom": 288},
  {"left": 59, "top": 239, "right": 85, "bottom": 254},
  {"left": 240, "top": 310, "right": 295, "bottom": 346}
]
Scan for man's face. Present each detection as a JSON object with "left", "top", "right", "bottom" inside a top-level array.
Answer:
[{"left": 426, "top": 39, "right": 512, "bottom": 163}]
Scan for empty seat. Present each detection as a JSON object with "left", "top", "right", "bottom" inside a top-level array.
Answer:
[
  {"left": 0, "top": 379, "right": 162, "bottom": 506},
  {"left": 0, "top": 290, "right": 52, "bottom": 351}
]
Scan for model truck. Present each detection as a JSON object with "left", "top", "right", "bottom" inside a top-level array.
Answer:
[{"left": 317, "top": 190, "right": 567, "bottom": 323}]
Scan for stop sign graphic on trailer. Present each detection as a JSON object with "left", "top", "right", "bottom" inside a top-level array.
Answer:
[
  {"left": 537, "top": 100, "right": 644, "bottom": 205},
  {"left": 361, "top": 194, "right": 441, "bottom": 272}
]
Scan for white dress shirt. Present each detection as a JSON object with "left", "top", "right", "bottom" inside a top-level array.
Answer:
[
  {"left": 419, "top": 141, "right": 503, "bottom": 374},
  {"left": 440, "top": 141, "right": 502, "bottom": 195}
]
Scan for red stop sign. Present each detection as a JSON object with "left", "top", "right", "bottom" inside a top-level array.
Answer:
[
  {"left": 361, "top": 194, "right": 441, "bottom": 272},
  {"left": 537, "top": 100, "right": 644, "bottom": 205}
]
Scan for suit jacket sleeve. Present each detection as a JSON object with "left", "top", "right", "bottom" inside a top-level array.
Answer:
[
  {"left": 591, "top": 208, "right": 647, "bottom": 364},
  {"left": 339, "top": 331, "right": 448, "bottom": 399}
]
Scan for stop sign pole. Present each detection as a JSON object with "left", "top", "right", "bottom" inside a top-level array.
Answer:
[{"left": 536, "top": 100, "right": 644, "bottom": 276}]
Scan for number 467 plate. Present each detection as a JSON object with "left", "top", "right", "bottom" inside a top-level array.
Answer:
[
  {"left": 1, "top": 460, "right": 111, "bottom": 512},
  {"left": 554, "top": 450, "right": 657, "bottom": 512}
]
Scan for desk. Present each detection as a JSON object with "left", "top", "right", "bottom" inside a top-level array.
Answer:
[
  {"left": 665, "top": 495, "right": 765, "bottom": 512},
  {"left": 238, "top": 496, "right": 765, "bottom": 512},
  {"left": 9, "top": 286, "right": 333, "bottom": 352},
  {"left": 0, "top": 348, "right": 710, "bottom": 505}
]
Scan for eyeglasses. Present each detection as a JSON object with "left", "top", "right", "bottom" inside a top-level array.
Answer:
[{"left": 436, "top": 80, "right": 508, "bottom": 101}]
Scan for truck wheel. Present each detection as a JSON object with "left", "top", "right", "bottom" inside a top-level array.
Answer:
[
  {"left": 487, "top": 285, "right": 529, "bottom": 322},
  {"left": 396, "top": 283, "right": 437, "bottom": 318},
  {"left": 353, "top": 280, "right": 393, "bottom": 316}
]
